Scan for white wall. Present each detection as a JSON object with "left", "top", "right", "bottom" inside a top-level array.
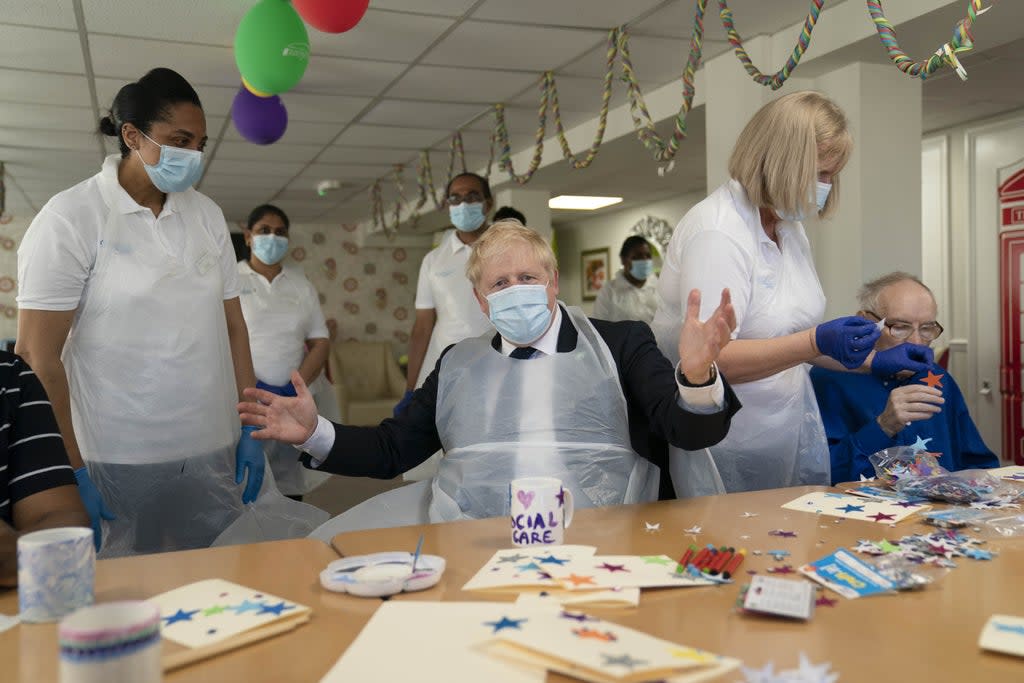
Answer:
[{"left": 553, "top": 193, "right": 705, "bottom": 313}]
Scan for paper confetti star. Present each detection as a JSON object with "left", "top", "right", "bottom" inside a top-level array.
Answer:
[
  {"left": 684, "top": 525, "right": 702, "bottom": 535},
  {"left": 836, "top": 504, "right": 864, "bottom": 513},
  {"left": 601, "top": 653, "right": 648, "bottom": 670},
  {"left": 910, "top": 435, "right": 933, "bottom": 452},
  {"left": 767, "top": 565, "right": 794, "bottom": 574},
  {"left": 767, "top": 550, "right": 790, "bottom": 561},
  {"left": 232, "top": 600, "right": 265, "bottom": 615},
  {"left": 517, "top": 562, "right": 542, "bottom": 572},
  {"left": 497, "top": 553, "right": 528, "bottom": 563},
  {"left": 644, "top": 522, "right": 661, "bottom": 533},
  {"left": 741, "top": 512, "right": 759, "bottom": 518},
  {"left": 559, "top": 610, "right": 596, "bottom": 622},
  {"left": 867, "top": 512, "right": 896, "bottom": 522},
  {"left": 201, "top": 605, "right": 229, "bottom": 616},
  {"left": 257, "top": 602, "right": 296, "bottom": 616},
  {"left": 794, "top": 653, "right": 840, "bottom": 683},
  {"left": 535, "top": 554, "right": 569, "bottom": 565},
  {"left": 879, "top": 540, "right": 902, "bottom": 554},
  {"left": 562, "top": 573, "right": 597, "bottom": 587},
  {"left": 993, "top": 622, "right": 1024, "bottom": 636},
  {"left": 740, "top": 534, "right": 751, "bottom": 540},
  {"left": 815, "top": 595, "right": 838, "bottom": 607},
  {"left": 484, "top": 616, "right": 527, "bottom": 633},
  {"left": 597, "top": 562, "right": 629, "bottom": 573},
  {"left": 894, "top": 501, "right": 920, "bottom": 508},
  {"left": 641, "top": 556, "right": 674, "bottom": 566},
  {"left": 163, "top": 609, "right": 200, "bottom": 625},
  {"left": 739, "top": 662, "right": 779, "bottom": 683},
  {"left": 769, "top": 530, "right": 797, "bottom": 538},
  {"left": 860, "top": 474, "right": 873, "bottom": 482},
  {"left": 573, "top": 627, "right": 617, "bottom": 642},
  {"left": 964, "top": 547, "right": 993, "bottom": 560},
  {"left": 921, "top": 370, "right": 944, "bottom": 389}
]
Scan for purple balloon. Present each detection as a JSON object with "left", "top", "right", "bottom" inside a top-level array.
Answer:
[{"left": 232, "top": 86, "right": 287, "bottom": 145}]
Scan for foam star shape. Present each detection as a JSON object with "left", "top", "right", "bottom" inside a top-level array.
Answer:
[
  {"left": 769, "top": 530, "right": 797, "bottom": 538},
  {"left": 644, "top": 522, "right": 661, "bottom": 533},
  {"left": 867, "top": 512, "right": 896, "bottom": 522},
  {"left": 815, "top": 595, "right": 838, "bottom": 607},
  {"left": 767, "top": 565, "right": 794, "bottom": 574},
  {"left": 163, "top": 608, "right": 200, "bottom": 626},
  {"left": 836, "top": 504, "right": 865, "bottom": 513},
  {"left": 601, "top": 653, "right": 648, "bottom": 670},
  {"left": 596, "top": 562, "right": 629, "bottom": 573},
  {"left": 201, "top": 605, "right": 229, "bottom": 616},
  {"left": 573, "top": 627, "right": 617, "bottom": 642},
  {"left": 497, "top": 553, "right": 528, "bottom": 564},
  {"left": 684, "top": 525, "right": 702, "bottom": 534},
  {"left": 853, "top": 540, "right": 884, "bottom": 555},
  {"left": 741, "top": 512, "right": 759, "bottom": 518},
  {"left": 739, "top": 662, "right": 778, "bottom": 683},
  {"left": 641, "top": 555, "right": 674, "bottom": 566},
  {"left": 562, "top": 573, "right": 596, "bottom": 587},
  {"left": 965, "top": 547, "right": 993, "bottom": 560},
  {"left": 921, "top": 370, "right": 944, "bottom": 389},
  {"left": 910, "top": 435, "right": 933, "bottom": 452},
  {"left": 894, "top": 501, "right": 920, "bottom": 508},
  {"left": 232, "top": 600, "right": 265, "bottom": 615},
  {"left": 257, "top": 601, "right": 296, "bottom": 616},
  {"left": 791, "top": 653, "right": 840, "bottom": 683},
  {"left": 559, "top": 610, "right": 596, "bottom": 622},
  {"left": 993, "top": 622, "right": 1024, "bottom": 636},
  {"left": 484, "top": 616, "right": 527, "bottom": 633}
]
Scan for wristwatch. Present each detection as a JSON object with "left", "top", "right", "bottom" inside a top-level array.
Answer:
[{"left": 677, "top": 362, "right": 717, "bottom": 388}]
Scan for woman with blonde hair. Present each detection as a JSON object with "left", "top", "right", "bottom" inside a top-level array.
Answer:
[{"left": 651, "top": 91, "right": 929, "bottom": 496}]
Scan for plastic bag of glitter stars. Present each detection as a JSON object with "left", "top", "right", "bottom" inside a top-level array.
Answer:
[
  {"left": 895, "top": 468, "right": 1017, "bottom": 504},
  {"left": 852, "top": 530, "right": 995, "bottom": 568},
  {"left": 867, "top": 555, "right": 933, "bottom": 591},
  {"left": 868, "top": 448, "right": 946, "bottom": 486},
  {"left": 985, "top": 514, "right": 1024, "bottom": 538}
]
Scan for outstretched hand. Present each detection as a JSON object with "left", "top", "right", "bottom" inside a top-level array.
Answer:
[
  {"left": 677, "top": 288, "right": 735, "bottom": 384},
  {"left": 237, "top": 371, "right": 320, "bottom": 445}
]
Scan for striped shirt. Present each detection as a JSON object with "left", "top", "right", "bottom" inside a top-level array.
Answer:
[{"left": 0, "top": 352, "right": 76, "bottom": 524}]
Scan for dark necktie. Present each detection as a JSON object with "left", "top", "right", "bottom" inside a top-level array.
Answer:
[{"left": 510, "top": 346, "right": 538, "bottom": 360}]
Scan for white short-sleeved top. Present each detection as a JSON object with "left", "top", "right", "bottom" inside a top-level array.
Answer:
[
  {"left": 17, "top": 155, "right": 240, "bottom": 312},
  {"left": 593, "top": 270, "right": 659, "bottom": 323},
  {"left": 237, "top": 261, "right": 329, "bottom": 386}
]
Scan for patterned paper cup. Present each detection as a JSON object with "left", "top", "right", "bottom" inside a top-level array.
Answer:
[
  {"left": 17, "top": 527, "right": 94, "bottom": 623},
  {"left": 59, "top": 601, "right": 162, "bottom": 683}
]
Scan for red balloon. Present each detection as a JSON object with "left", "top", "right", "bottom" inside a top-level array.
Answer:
[{"left": 293, "top": 0, "right": 370, "bottom": 33}]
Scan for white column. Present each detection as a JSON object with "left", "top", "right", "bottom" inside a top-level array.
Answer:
[
  {"left": 810, "top": 62, "right": 922, "bottom": 319},
  {"left": 493, "top": 187, "right": 552, "bottom": 241}
]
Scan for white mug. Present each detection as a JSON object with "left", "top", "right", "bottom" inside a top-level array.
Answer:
[
  {"left": 59, "top": 601, "right": 162, "bottom": 683},
  {"left": 18, "top": 527, "right": 94, "bottom": 623},
  {"left": 510, "top": 477, "right": 574, "bottom": 546}
]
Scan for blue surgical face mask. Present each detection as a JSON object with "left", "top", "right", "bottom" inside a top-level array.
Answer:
[
  {"left": 251, "top": 235, "right": 289, "bottom": 265},
  {"left": 815, "top": 180, "right": 832, "bottom": 212},
  {"left": 449, "top": 202, "right": 486, "bottom": 232},
  {"left": 486, "top": 284, "right": 552, "bottom": 345},
  {"left": 629, "top": 259, "right": 654, "bottom": 280},
  {"left": 136, "top": 130, "right": 204, "bottom": 193}
]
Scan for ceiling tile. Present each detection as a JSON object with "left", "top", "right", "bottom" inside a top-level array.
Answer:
[
  {"left": 0, "top": 128, "right": 100, "bottom": 152},
  {"left": 0, "top": 24, "right": 84, "bottom": 73},
  {"left": 388, "top": 65, "right": 538, "bottom": 103},
  {"left": 292, "top": 163, "right": 390, "bottom": 183},
  {"left": 369, "top": 0, "right": 479, "bottom": 15},
  {"left": 424, "top": 22, "right": 604, "bottom": 71},
  {"left": 90, "top": 35, "right": 237, "bottom": 87},
  {"left": 195, "top": 184, "right": 268, "bottom": 201},
  {"left": 297, "top": 54, "right": 407, "bottom": 97},
  {"left": 284, "top": 92, "right": 373, "bottom": 123},
  {"left": 262, "top": 199, "right": 323, "bottom": 220},
  {"left": 473, "top": 0, "right": 665, "bottom": 28},
  {"left": 318, "top": 146, "right": 419, "bottom": 165},
  {"left": 204, "top": 159, "right": 306, "bottom": 178},
  {"left": 83, "top": 2, "right": 241, "bottom": 47},
  {"left": 198, "top": 172, "right": 284, "bottom": 190},
  {"left": 214, "top": 141, "right": 323, "bottom": 164},
  {"left": 0, "top": 103, "right": 96, "bottom": 132},
  {"left": 94, "top": 77, "right": 238, "bottom": 120},
  {"left": 333, "top": 125, "right": 447, "bottom": 149},
  {"left": 309, "top": 10, "right": 454, "bottom": 63},
  {"left": 0, "top": 68, "right": 90, "bottom": 106},
  {"left": 631, "top": 0, "right": 822, "bottom": 41},
  {"left": 223, "top": 120, "right": 343, "bottom": 146},
  {"left": 1, "top": 0, "right": 76, "bottom": 29},
  {"left": 465, "top": 105, "right": 538, "bottom": 132},
  {"left": 362, "top": 99, "right": 486, "bottom": 129}
]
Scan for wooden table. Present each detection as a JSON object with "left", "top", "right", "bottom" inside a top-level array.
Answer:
[
  {"left": 0, "top": 538, "right": 379, "bottom": 683},
  {"left": 332, "top": 486, "right": 1024, "bottom": 680}
]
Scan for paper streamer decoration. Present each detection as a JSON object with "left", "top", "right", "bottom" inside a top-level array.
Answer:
[
  {"left": 718, "top": 0, "right": 824, "bottom": 90},
  {"left": 234, "top": 0, "right": 310, "bottom": 95},
  {"left": 231, "top": 86, "right": 288, "bottom": 145},
  {"left": 293, "top": 0, "right": 370, "bottom": 33}
]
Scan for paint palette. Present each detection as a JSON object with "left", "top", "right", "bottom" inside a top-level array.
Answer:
[{"left": 319, "top": 552, "right": 446, "bottom": 598}]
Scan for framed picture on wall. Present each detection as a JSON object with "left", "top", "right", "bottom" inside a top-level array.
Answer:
[{"left": 580, "top": 247, "right": 610, "bottom": 302}]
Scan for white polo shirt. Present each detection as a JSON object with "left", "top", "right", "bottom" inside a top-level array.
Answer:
[
  {"left": 413, "top": 229, "right": 493, "bottom": 387},
  {"left": 237, "top": 261, "right": 328, "bottom": 387}
]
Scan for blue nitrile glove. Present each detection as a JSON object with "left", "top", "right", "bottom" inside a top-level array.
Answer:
[
  {"left": 870, "top": 342, "right": 935, "bottom": 379},
  {"left": 814, "top": 316, "right": 881, "bottom": 369},
  {"left": 74, "top": 466, "right": 115, "bottom": 552},
  {"left": 235, "top": 425, "right": 265, "bottom": 504},
  {"left": 256, "top": 380, "right": 297, "bottom": 397},
  {"left": 393, "top": 390, "right": 414, "bottom": 418}
]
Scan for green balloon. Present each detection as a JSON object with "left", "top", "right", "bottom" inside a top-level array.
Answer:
[{"left": 234, "top": 0, "right": 310, "bottom": 96}]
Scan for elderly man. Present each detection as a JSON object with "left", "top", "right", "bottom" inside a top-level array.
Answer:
[
  {"left": 239, "top": 222, "right": 740, "bottom": 533},
  {"left": 811, "top": 272, "right": 998, "bottom": 484}
]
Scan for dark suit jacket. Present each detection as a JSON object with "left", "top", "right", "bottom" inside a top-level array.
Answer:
[{"left": 304, "top": 307, "right": 740, "bottom": 498}]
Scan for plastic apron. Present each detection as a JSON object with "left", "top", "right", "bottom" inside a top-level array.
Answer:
[
  {"left": 66, "top": 192, "right": 325, "bottom": 557},
  {"left": 670, "top": 221, "right": 830, "bottom": 496}
]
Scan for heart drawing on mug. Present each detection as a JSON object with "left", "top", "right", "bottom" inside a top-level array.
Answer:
[{"left": 516, "top": 490, "right": 535, "bottom": 510}]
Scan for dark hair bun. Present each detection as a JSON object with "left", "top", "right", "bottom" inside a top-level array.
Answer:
[{"left": 98, "top": 115, "right": 118, "bottom": 137}]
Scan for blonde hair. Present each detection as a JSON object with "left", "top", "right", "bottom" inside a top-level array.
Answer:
[
  {"left": 728, "top": 91, "right": 852, "bottom": 219},
  {"left": 466, "top": 220, "right": 557, "bottom": 289}
]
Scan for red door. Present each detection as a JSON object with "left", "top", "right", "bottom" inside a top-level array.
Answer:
[{"left": 999, "top": 163, "right": 1024, "bottom": 463}]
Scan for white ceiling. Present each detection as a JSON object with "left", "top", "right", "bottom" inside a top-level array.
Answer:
[{"left": 1, "top": 0, "right": 1023, "bottom": 228}]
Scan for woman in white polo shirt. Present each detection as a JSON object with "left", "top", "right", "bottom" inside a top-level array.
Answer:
[
  {"left": 237, "top": 204, "right": 331, "bottom": 499},
  {"left": 15, "top": 68, "right": 323, "bottom": 556}
]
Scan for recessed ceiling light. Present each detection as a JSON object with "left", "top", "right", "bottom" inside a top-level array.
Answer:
[{"left": 548, "top": 195, "right": 623, "bottom": 210}]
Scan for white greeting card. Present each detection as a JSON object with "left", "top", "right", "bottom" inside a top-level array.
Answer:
[
  {"left": 462, "top": 546, "right": 597, "bottom": 592},
  {"left": 551, "top": 555, "right": 714, "bottom": 591},
  {"left": 515, "top": 588, "right": 641, "bottom": 609},
  {"left": 781, "top": 491, "right": 928, "bottom": 523},
  {"left": 988, "top": 465, "right": 1024, "bottom": 483},
  {"left": 979, "top": 614, "right": 1024, "bottom": 657}
]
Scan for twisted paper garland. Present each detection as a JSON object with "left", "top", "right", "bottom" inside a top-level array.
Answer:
[{"left": 719, "top": 0, "right": 824, "bottom": 90}]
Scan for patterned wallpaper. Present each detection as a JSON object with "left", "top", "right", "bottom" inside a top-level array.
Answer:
[{"left": 0, "top": 214, "right": 429, "bottom": 357}]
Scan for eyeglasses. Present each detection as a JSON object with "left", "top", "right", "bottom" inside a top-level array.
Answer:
[
  {"left": 446, "top": 192, "right": 484, "bottom": 206},
  {"left": 864, "top": 311, "right": 944, "bottom": 342}
]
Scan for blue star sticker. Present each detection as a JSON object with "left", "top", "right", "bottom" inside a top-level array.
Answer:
[
  {"left": 163, "top": 609, "right": 200, "bottom": 625},
  {"left": 965, "top": 547, "right": 993, "bottom": 561},
  {"left": 535, "top": 554, "right": 569, "bottom": 565},
  {"left": 232, "top": 599, "right": 265, "bottom": 615},
  {"left": 910, "top": 435, "right": 933, "bottom": 452},
  {"left": 823, "top": 492, "right": 848, "bottom": 499},
  {"left": 517, "top": 562, "right": 541, "bottom": 572},
  {"left": 484, "top": 616, "right": 527, "bottom": 633},
  {"left": 836, "top": 504, "right": 864, "bottom": 513},
  {"left": 257, "top": 601, "right": 296, "bottom": 616},
  {"left": 993, "top": 622, "right": 1024, "bottom": 636}
]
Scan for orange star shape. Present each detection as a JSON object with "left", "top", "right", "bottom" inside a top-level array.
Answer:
[
  {"left": 561, "top": 573, "right": 596, "bottom": 587},
  {"left": 572, "top": 627, "right": 617, "bottom": 642},
  {"left": 921, "top": 370, "right": 944, "bottom": 389}
]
